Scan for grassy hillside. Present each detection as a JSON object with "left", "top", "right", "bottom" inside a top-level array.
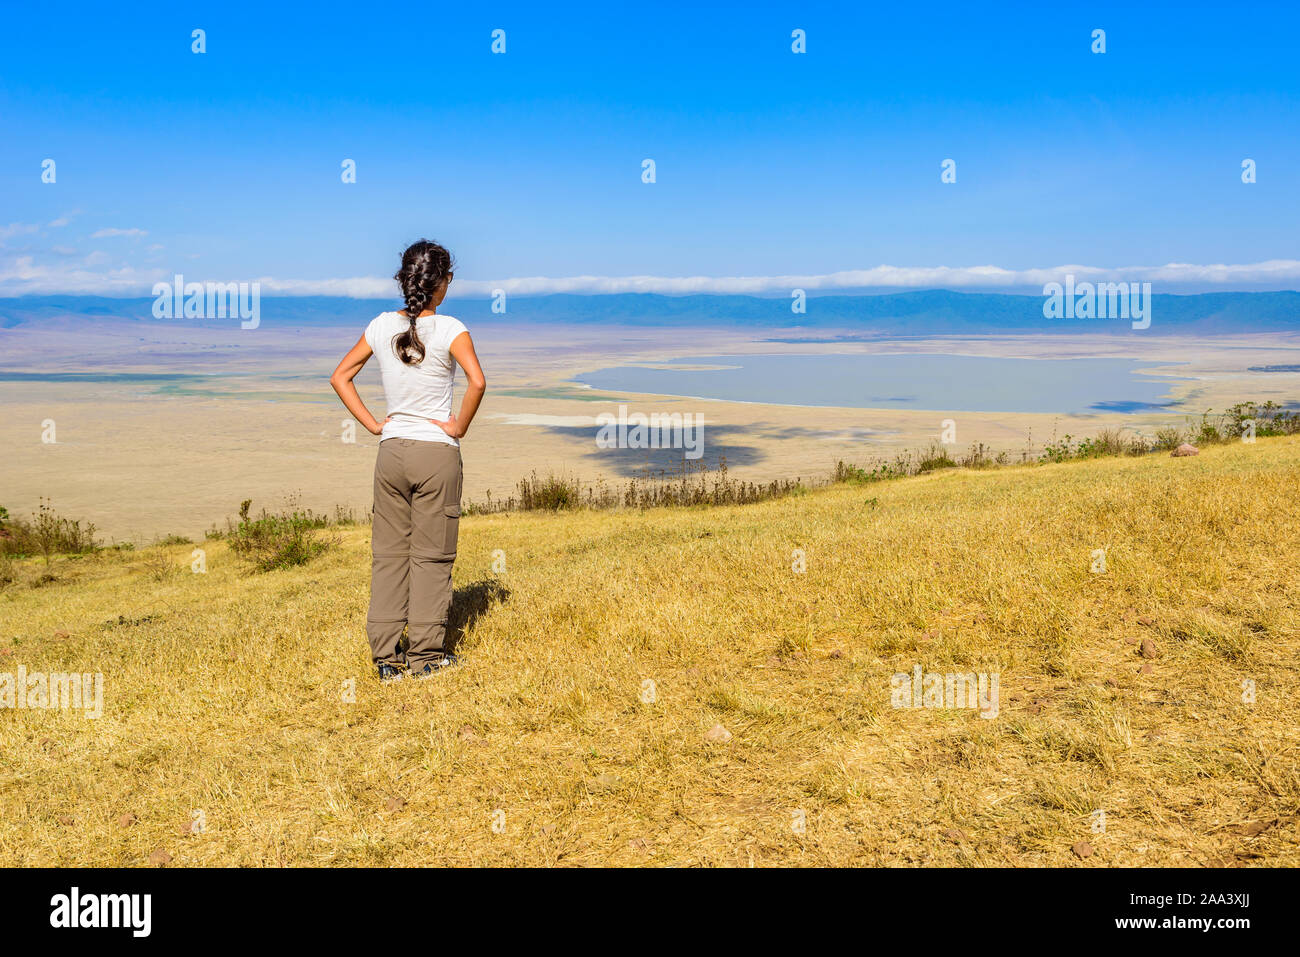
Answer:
[{"left": 2, "top": 437, "right": 1299, "bottom": 866}]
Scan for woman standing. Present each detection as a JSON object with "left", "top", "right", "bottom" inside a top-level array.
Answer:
[{"left": 330, "top": 240, "right": 487, "bottom": 681}]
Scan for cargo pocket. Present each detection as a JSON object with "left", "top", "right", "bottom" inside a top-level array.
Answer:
[{"left": 443, "top": 504, "right": 461, "bottom": 558}]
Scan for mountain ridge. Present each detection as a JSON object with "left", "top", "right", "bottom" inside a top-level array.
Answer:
[{"left": 2, "top": 289, "right": 1298, "bottom": 335}]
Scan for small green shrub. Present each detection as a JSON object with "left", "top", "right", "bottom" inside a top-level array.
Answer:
[
  {"left": 958, "top": 443, "right": 1004, "bottom": 469},
  {"left": 0, "top": 499, "right": 99, "bottom": 563},
  {"left": 1154, "top": 426, "right": 1185, "bottom": 451},
  {"left": 332, "top": 505, "right": 363, "bottom": 526},
  {"left": 0, "top": 553, "right": 17, "bottom": 588},
  {"left": 915, "top": 444, "right": 958, "bottom": 473},
  {"left": 833, "top": 460, "right": 904, "bottom": 484},
  {"left": 224, "top": 499, "right": 334, "bottom": 572},
  {"left": 518, "top": 472, "right": 582, "bottom": 511}
]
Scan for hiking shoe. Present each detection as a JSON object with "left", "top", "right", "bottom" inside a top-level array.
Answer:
[
  {"left": 377, "top": 663, "right": 405, "bottom": 683},
  {"left": 410, "top": 654, "right": 460, "bottom": 679}
]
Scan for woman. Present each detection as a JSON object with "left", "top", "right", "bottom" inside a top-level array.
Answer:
[{"left": 330, "top": 240, "right": 487, "bottom": 682}]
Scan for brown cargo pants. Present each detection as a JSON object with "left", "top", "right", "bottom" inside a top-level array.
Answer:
[{"left": 367, "top": 438, "right": 462, "bottom": 671}]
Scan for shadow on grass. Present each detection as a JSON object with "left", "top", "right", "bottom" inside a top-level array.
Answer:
[{"left": 445, "top": 578, "right": 510, "bottom": 655}]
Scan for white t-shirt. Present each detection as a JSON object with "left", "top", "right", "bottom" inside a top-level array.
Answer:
[{"left": 364, "top": 311, "right": 469, "bottom": 446}]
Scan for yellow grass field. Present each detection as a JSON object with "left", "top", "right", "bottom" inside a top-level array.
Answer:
[{"left": 2, "top": 437, "right": 1298, "bottom": 867}]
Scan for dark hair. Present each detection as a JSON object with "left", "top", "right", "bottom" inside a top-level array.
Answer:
[{"left": 392, "top": 239, "right": 454, "bottom": 365}]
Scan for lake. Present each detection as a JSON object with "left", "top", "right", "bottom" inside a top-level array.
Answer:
[{"left": 573, "top": 353, "right": 1184, "bottom": 414}]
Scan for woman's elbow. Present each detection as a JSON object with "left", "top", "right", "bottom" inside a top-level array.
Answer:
[{"left": 469, "top": 374, "right": 487, "bottom": 392}]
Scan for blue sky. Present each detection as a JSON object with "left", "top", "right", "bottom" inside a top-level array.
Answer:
[{"left": 2, "top": 1, "right": 1298, "bottom": 296}]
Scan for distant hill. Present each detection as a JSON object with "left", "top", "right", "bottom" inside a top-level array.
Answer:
[{"left": 2, "top": 289, "right": 1298, "bottom": 336}]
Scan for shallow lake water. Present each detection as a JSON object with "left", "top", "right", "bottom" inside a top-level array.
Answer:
[{"left": 574, "top": 353, "right": 1185, "bottom": 414}]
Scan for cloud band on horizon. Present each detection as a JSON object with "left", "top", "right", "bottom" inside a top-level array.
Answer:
[{"left": 2, "top": 259, "right": 1300, "bottom": 298}]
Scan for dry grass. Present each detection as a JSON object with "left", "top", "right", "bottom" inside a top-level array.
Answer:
[{"left": 2, "top": 437, "right": 1299, "bottom": 867}]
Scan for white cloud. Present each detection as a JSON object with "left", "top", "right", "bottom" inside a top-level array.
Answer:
[
  {"left": 2, "top": 258, "right": 1300, "bottom": 298},
  {"left": 0, "top": 223, "right": 41, "bottom": 241},
  {"left": 0, "top": 256, "right": 169, "bottom": 294},
  {"left": 253, "top": 276, "right": 393, "bottom": 297},
  {"left": 262, "top": 261, "right": 1300, "bottom": 298},
  {"left": 436, "top": 261, "right": 1300, "bottom": 297},
  {"left": 0, "top": 214, "right": 78, "bottom": 243},
  {"left": 91, "top": 227, "right": 148, "bottom": 239}
]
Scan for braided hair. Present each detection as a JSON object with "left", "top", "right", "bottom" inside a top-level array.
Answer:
[{"left": 392, "top": 239, "right": 454, "bottom": 365}]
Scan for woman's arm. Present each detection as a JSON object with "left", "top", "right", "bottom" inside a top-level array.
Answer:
[
  {"left": 430, "top": 331, "right": 487, "bottom": 440},
  {"left": 329, "top": 334, "right": 387, "bottom": 436}
]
